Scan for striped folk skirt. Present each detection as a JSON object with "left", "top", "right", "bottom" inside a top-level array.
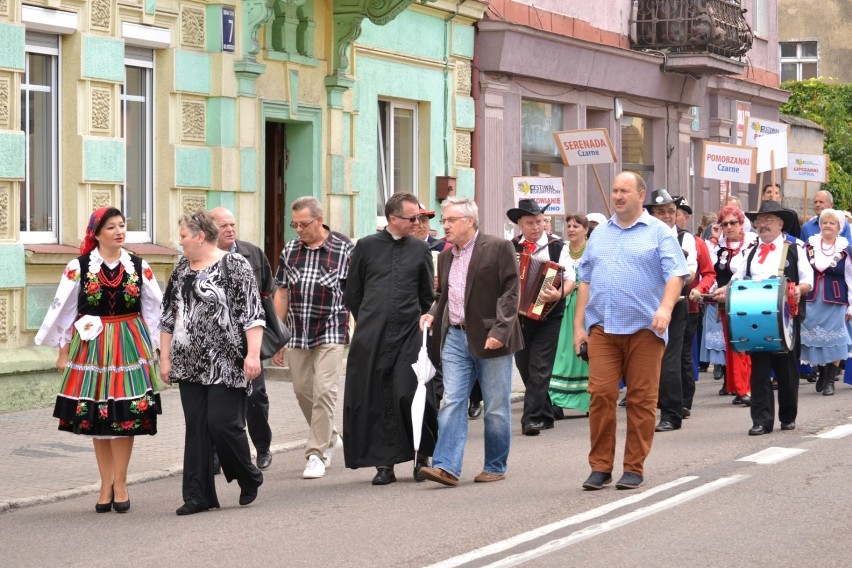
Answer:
[{"left": 53, "top": 313, "right": 161, "bottom": 436}]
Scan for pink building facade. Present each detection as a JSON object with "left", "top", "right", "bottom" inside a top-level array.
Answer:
[{"left": 474, "top": 0, "right": 789, "bottom": 235}]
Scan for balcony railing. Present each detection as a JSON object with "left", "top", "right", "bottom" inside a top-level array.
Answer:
[{"left": 630, "top": 0, "right": 753, "bottom": 59}]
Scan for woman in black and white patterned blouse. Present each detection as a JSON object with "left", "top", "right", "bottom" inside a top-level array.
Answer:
[{"left": 160, "top": 210, "right": 265, "bottom": 516}]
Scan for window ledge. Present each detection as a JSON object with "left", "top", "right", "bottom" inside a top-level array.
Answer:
[
  {"left": 24, "top": 244, "right": 181, "bottom": 264},
  {"left": 265, "top": 50, "right": 320, "bottom": 67}
]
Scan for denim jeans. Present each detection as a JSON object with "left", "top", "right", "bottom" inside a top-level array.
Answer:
[{"left": 432, "top": 326, "right": 513, "bottom": 478}]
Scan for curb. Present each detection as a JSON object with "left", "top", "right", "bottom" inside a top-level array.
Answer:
[{"left": 1, "top": 392, "right": 527, "bottom": 513}]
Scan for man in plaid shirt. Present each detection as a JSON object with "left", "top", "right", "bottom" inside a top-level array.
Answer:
[{"left": 273, "top": 197, "right": 354, "bottom": 480}]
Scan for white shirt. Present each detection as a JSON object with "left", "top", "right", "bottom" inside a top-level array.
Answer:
[
  {"left": 669, "top": 225, "right": 697, "bottom": 278},
  {"left": 731, "top": 234, "right": 813, "bottom": 289},
  {"left": 708, "top": 232, "right": 758, "bottom": 283},
  {"left": 518, "top": 233, "right": 571, "bottom": 270}
]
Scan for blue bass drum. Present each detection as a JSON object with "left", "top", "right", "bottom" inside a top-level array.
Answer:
[{"left": 726, "top": 277, "right": 795, "bottom": 353}]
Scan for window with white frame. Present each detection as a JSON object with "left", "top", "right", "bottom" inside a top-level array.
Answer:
[
  {"left": 20, "top": 32, "right": 59, "bottom": 243},
  {"left": 121, "top": 47, "right": 154, "bottom": 241},
  {"left": 376, "top": 99, "right": 418, "bottom": 219},
  {"left": 780, "top": 41, "right": 818, "bottom": 83},
  {"left": 752, "top": 0, "right": 769, "bottom": 38}
]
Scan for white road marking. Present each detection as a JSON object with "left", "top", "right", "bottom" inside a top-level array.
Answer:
[
  {"left": 736, "top": 446, "right": 807, "bottom": 464},
  {"left": 814, "top": 424, "right": 852, "bottom": 439},
  {"left": 481, "top": 475, "right": 749, "bottom": 568},
  {"left": 424, "top": 476, "right": 698, "bottom": 568}
]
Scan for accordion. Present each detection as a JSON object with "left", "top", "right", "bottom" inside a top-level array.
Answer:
[{"left": 518, "top": 250, "right": 563, "bottom": 320}]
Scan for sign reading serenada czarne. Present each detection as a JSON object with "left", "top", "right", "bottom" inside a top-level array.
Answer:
[{"left": 553, "top": 128, "right": 617, "bottom": 166}]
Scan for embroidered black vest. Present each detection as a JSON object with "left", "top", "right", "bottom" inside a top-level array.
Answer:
[{"left": 76, "top": 252, "right": 145, "bottom": 317}]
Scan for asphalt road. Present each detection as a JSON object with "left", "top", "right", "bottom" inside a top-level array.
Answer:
[{"left": 2, "top": 377, "right": 851, "bottom": 568}]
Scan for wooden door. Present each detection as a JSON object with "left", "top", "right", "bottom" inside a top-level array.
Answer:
[{"left": 264, "top": 122, "right": 288, "bottom": 271}]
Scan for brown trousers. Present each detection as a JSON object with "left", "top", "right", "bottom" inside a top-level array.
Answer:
[{"left": 587, "top": 327, "right": 665, "bottom": 476}]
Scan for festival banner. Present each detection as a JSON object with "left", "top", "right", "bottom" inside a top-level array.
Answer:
[
  {"left": 553, "top": 128, "right": 617, "bottom": 166},
  {"left": 742, "top": 117, "right": 788, "bottom": 148},
  {"left": 786, "top": 153, "right": 829, "bottom": 183},
  {"left": 755, "top": 132, "right": 789, "bottom": 173},
  {"left": 701, "top": 141, "right": 758, "bottom": 184},
  {"left": 512, "top": 176, "right": 565, "bottom": 215}
]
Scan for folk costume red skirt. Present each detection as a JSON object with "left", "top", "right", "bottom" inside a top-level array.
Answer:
[{"left": 54, "top": 313, "right": 161, "bottom": 436}]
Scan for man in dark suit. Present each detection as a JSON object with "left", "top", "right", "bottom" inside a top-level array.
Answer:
[
  {"left": 210, "top": 207, "right": 275, "bottom": 471},
  {"left": 418, "top": 197, "right": 523, "bottom": 486}
]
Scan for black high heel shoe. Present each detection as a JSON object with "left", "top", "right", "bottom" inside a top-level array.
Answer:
[
  {"left": 95, "top": 486, "right": 113, "bottom": 513},
  {"left": 113, "top": 488, "right": 130, "bottom": 513}
]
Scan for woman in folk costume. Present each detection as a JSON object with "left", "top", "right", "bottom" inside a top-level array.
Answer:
[
  {"left": 35, "top": 207, "right": 163, "bottom": 513},
  {"left": 703, "top": 204, "right": 756, "bottom": 405},
  {"left": 548, "top": 213, "right": 590, "bottom": 414},
  {"left": 801, "top": 208, "right": 852, "bottom": 396}
]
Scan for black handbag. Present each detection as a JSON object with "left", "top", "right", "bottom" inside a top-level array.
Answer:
[
  {"left": 221, "top": 254, "right": 291, "bottom": 360},
  {"left": 259, "top": 294, "right": 291, "bottom": 359}
]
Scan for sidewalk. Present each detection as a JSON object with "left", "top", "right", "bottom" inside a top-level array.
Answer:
[{"left": 0, "top": 366, "right": 526, "bottom": 512}]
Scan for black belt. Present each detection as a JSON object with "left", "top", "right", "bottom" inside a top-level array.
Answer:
[{"left": 450, "top": 323, "right": 466, "bottom": 330}]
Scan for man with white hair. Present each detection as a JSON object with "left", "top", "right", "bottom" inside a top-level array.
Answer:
[
  {"left": 800, "top": 190, "right": 851, "bottom": 241},
  {"left": 419, "top": 197, "right": 522, "bottom": 486}
]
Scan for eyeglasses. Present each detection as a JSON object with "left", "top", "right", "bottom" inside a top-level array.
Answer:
[
  {"left": 440, "top": 216, "right": 470, "bottom": 224},
  {"left": 289, "top": 217, "right": 317, "bottom": 230},
  {"left": 720, "top": 220, "right": 740, "bottom": 227},
  {"left": 392, "top": 215, "right": 420, "bottom": 223}
]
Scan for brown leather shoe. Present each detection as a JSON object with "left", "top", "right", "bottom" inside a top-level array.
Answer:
[
  {"left": 419, "top": 466, "right": 459, "bottom": 486},
  {"left": 474, "top": 471, "right": 506, "bottom": 483}
]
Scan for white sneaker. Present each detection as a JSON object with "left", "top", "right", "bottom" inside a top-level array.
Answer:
[
  {"left": 303, "top": 454, "right": 326, "bottom": 479},
  {"left": 324, "top": 434, "right": 343, "bottom": 467}
]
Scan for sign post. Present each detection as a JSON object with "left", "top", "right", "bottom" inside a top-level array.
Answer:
[{"left": 552, "top": 128, "right": 618, "bottom": 216}]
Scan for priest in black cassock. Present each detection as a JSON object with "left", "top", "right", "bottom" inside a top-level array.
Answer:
[{"left": 343, "top": 192, "right": 438, "bottom": 485}]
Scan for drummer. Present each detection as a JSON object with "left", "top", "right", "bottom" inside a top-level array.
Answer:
[{"left": 712, "top": 201, "right": 812, "bottom": 436}]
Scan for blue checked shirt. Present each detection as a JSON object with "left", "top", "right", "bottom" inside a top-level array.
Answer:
[{"left": 578, "top": 210, "right": 689, "bottom": 344}]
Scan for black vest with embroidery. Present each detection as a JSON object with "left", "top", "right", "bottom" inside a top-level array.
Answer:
[
  {"left": 76, "top": 252, "right": 145, "bottom": 317},
  {"left": 804, "top": 243, "right": 849, "bottom": 305}
]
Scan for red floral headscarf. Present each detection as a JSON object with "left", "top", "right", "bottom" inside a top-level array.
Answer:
[{"left": 80, "top": 207, "right": 110, "bottom": 255}]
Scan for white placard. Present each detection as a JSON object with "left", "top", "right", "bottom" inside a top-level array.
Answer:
[
  {"left": 701, "top": 141, "right": 758, "bottom": 184},
  {"left": 512, "top": 177, "right": 565, "bottom": 215},
  {"left": 786, "top": 153, "right": 829, "bottom": 183},
  {"left": 755, "top": 132, "right": 788, "bottom": 173},
  {"left": 743, "top": 117, "right": 788, "bottom": 147},
  {"left": 553, "top": 128, "right": 618, "bottom": 166}
]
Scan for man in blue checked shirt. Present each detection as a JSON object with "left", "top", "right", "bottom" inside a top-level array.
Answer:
[{"left": 573, "top": 172, "right": 689, "bottom": 491}]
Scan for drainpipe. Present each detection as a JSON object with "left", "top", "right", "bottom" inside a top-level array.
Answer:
[
  {"left": 443, "top": 2, "right": 465, "bottom": 180},
  {"left": 471, "top": 26, "right": 480, "bottom": 205}
]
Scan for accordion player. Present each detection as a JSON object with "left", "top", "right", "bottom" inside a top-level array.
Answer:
[{"left": 517, "top": 250, "right": 563, "bottom": 320}]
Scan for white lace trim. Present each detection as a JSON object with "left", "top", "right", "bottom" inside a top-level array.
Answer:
[
  {"left": 88, "top": 247, "right": 136, "bottom": 276},
  {"left": 66, "top": 357, "right": 157, "bottom": 373}
]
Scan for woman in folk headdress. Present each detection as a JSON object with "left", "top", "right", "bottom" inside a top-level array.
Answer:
[{"left": 36, "top": 207, "right": 163, "bottom": 513}]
